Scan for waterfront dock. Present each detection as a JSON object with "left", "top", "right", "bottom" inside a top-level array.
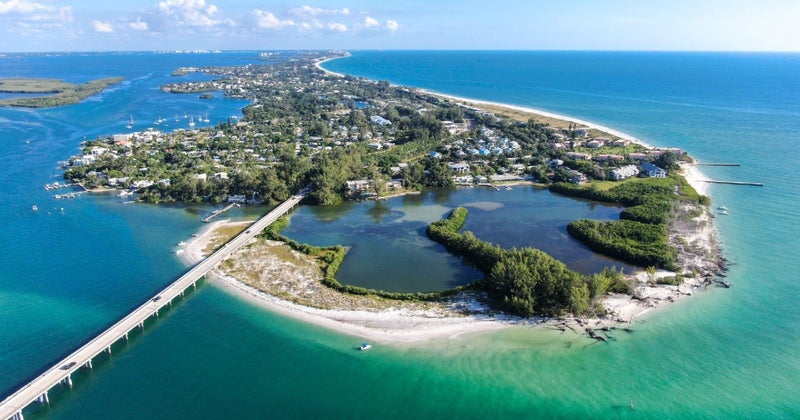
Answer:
[
  {"left": 693, "top": 163, "right": 741, "bottom": 167},
  {"left": 0, "top": 189, "right": 307, "bottom": 420},
  {"left": 201, "top": 202, "right": 238, "bottom": 223},
  {"left": 701, "top": 180, "right": 763, "bottom": 187},
  {"left": 43, "top": 182, "right": 76, "bottom": 191}
]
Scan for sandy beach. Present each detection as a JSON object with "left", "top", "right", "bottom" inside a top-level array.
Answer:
[
  {"left": 171, "top": 58, "right": 724, "bottom": 345},
  {"left": 179, "top": 224, "right": 528, "bottom": 344},
  {"left": 179, "top": 155, "right": 721, "bottom": 345}
]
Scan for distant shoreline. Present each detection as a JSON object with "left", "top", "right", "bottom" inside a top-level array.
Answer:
[
  {"left": 318, "top": 55, "right": 659, "bottom": 147},
  {"left": 317, "top": 55, "right": 711, "bottom": 196}
]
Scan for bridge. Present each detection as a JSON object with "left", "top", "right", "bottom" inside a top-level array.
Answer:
[{"left": 0, "top": 189, "right": 307, "bottom": 420}]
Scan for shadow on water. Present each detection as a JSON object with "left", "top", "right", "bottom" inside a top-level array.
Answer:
[{"left": 366, "top": 200, "right": 400, "bottom": 223}]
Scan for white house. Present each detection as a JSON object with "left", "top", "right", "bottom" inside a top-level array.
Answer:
[
  {"left": 640, "top": 162, "right": 667, "bottom": 178},
  {"left": 610, "top": 165, "right": 640, "bottom": 181},
  {"left": 369, "top": 115, "right": 392, "bottom": 126},
  {"left": 448, "top": 162, "right": 471, "bottom": 173}
]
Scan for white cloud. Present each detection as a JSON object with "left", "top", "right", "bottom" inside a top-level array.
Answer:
[
  {"left": 129, "top": 18, "right": 148, "bottom": 31},
  {"left": 254, "top": 9, "right": 294, "bottom": 30},
  {"left": 299, "top": 20, "right": 322, "bottom": 31},
  {"left": 0, "top": 0, "right": 71, "bottom": 23},
  {"left": 92, "top": 20, "right": 113, "bottom": 33},
  {"left": 364, "top": 16, "right": 379, "bottom": 28},
  {"left": 326, "top": 22, "right": 347, "bottom": 33},
  {"left": 158, "top": 0, "right": 229, "bottom": 27},
  {"left": 386, "top": 20, "right": 399, "bottom": 32},
  {"left": 0, "top": 0, "right": 48, "bottom": 14},
  {"left": 290, "top": 5, "right": 350, "bottom": 18}
]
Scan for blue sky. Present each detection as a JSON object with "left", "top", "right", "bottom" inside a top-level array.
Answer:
[{"left": 1, "top": 0, "right": 798, "bottom": 52}]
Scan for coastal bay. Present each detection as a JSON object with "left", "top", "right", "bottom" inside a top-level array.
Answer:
[{"left": 2, "top": 51, "right": 798, "bottom": 418}]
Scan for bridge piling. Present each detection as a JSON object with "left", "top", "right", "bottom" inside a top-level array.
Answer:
[
  {"left": 0, "top": 190, "right": 307, "bottom": 420},
  {"left": 35, "top": 392, "right": 48, "bottom": 405}
]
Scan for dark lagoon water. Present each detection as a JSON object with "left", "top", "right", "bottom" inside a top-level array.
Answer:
[
  {"left": 283, "top": 187, "right": 631, "bottom": 292},
  {"left": 1, "top": 50, "right": 799, "bottom": 418}
]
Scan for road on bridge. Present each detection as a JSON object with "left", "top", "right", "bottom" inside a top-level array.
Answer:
[{"left": 0, "top": 190, "right": 307, "bottom": 420}]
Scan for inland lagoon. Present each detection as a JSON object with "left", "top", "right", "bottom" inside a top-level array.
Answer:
[{"left": 1, "top": 51, "right": 798, "bottom": 418}]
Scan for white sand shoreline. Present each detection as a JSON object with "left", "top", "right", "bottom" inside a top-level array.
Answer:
[
  {"left": 171, "top": 56, "right": 725, "bottom": 345},
  {"left": 316, "top": 55, "right": 657, "bottom": 148},
  {"left": 179, "top": 225, "right": 532, "bottom": 344}
]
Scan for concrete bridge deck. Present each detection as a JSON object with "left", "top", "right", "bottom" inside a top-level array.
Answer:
[{"left": 0, "top": 190, "right": 306, "bottom": 420}]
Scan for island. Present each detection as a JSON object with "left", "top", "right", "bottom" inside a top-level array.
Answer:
[
  {"left": 59, "top": 51, "right": 725, "bottom": 342},
  {"left": 0, "top": 77, "right": 123, "bottom": 108}
]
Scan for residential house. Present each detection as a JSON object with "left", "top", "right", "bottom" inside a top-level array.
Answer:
[
  {"left": 345, "top": 179, "right": 374, "bottom": 197},
  {"left": 640, "top": 162, "right": 667, "bottom": 178},
  {"left": 565, "top": 152, "right": 591, "bottom": 160},
  {"left": 610, "top": 165, "right": 640, "bottom": 181},
  {"left": 227, "top": 195, "right": 246, "bottom": 204},
  {"left": 566, "top": 169, "right": 588, "bottom": 185},
  {"left": 369, "top": 115, "right": 392, "bottom": 126},
  {"left": 595, "top": 154, "right": 625, "bottom": 162},
  {"left": 448, "top": 162, "right": 471, "bottom": 174}
]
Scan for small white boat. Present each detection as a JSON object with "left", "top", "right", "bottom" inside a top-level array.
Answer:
[
  {"left": 188, "top": 117, "right": 195, "bottom": 127},
  {"left": 126, "top": 115, "right": 134, "bottom": 129},
  {"left": 32, "top": 205, "right": 38, "bottom": 212},
  {"left": 359, "top": 342, "right": 372, "bottom": 351}
]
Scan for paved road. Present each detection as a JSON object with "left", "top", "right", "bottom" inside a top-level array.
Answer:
[{"left": 0, "top": 192, "right": 305, "bottom": 420}]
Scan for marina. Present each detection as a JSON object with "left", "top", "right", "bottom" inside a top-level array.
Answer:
[{"left": 43, "top": 182, "right": 77, "bottom": 191}]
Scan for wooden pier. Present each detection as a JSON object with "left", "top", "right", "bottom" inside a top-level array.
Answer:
[
  {"left": 693, "top": 163, "right": 741, "bottom": 167},
  {"left": 701, "top": 180, "right": 763, "bottom": 187},
  {"left": 0, "top": 188, "right": 307, "bottom": 420},
  {"left": 201, "top": 202, "right": 238, "bottom": 223}
]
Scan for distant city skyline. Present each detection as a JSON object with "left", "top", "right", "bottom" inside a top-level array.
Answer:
[{"left": 1, "top": 0, "right": 798, "bottom": 52}]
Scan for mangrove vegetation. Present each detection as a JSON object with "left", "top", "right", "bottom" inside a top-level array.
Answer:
[{"left": 0, "top": 77, "right": 123, "bottom": 108}]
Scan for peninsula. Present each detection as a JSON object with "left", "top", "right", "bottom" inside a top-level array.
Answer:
[
  {"left": 0, "top": 77, "right": 123, "bottom": 108},
  {"left": 62, "top": 51, "right": 724, "bottom": 341}
]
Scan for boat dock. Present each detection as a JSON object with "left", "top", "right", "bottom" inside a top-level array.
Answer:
[
  {"left": 693, "top": 163, "right": 762, "bottom": 186},
  {"left": 477, "top": 182, "right": 500, "bottom": 191},
  {"left": 701, "top": 180, "right": 763, "bottom": 187},
  {"left": 0, "top": 188, "right": 307, "bottom": 420},
  {"left": 54, "top": 191, "right": 87, "bottom": 200},
  {"left": 693, "top": 163, "right": 741, "bottom": 167},
  {"left": 201, "top": 202, "right": 238, "bottom": 223},
  {"left": 43, "top": 182, "right": 77, "bottom": 191}
]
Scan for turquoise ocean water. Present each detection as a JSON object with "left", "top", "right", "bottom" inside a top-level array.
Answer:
[{"left": 1, "top": 51, "right": 799, "bottom": 418}]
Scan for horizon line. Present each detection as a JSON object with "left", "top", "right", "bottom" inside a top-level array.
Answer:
[{"left": 2, "top": 48, "right": 799, "bottom": 55}]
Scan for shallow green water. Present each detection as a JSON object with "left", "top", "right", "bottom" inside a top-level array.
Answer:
[{"left": 3, "top": 51, "right": 799, "bottom": 418}]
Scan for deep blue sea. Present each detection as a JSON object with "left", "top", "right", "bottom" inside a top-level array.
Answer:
[{"left": 1, "top": 50, "right": 799, "bottom": 418}]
